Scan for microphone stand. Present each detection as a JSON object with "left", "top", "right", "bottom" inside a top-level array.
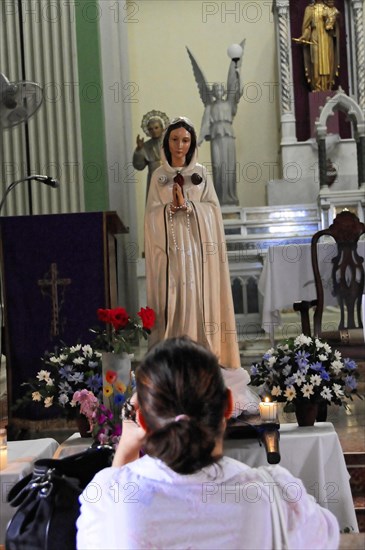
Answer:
[{"left": 0, "top": 175, "right": 59, "bottom": 214}]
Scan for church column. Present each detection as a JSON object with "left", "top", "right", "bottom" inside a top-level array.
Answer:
[
  {"left": 273, "top": 0, "right": 296, "bottom": 144},
  {"left": 357, "top": 136, "right": 365, "bottom": 185},
  {"left": 350, "top": 0, "right": 365, "bottom": 111},
  {"left": 356, "top": 121, "right": 365, "bottom": 186},
  {"left": 98, "top": 0, "right": 139, "bottom": 313}
]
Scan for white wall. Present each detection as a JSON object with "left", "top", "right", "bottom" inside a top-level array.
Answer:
[{"left": 118, "top": 0, "right": 365, "bottom": 255}]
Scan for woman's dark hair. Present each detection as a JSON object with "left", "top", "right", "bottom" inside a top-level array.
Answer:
[
  {"left": 162, "top": 119, "right": 197, "bottom": 167},
  {"left": 136, "top": 337, "right": 228, "bottom": 475}
]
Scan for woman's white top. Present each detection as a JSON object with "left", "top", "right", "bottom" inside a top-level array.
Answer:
[{"left": 76, "top": 455, "right": 339, "bottom": 549}]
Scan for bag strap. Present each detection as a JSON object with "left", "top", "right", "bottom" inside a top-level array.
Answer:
[
  {"left": 259, "top": 468, "right": 289, "bottom": 550},
  {"left": 7, "top": 473, "right": 34, "bottom": 505}
]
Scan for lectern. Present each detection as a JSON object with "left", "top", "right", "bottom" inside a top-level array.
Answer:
[{"left": 0, "top": 211, "right": 127, "bottom": 419}]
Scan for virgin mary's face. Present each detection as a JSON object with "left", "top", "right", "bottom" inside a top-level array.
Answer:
[{"left": 168, "top": 127, "right": 191, "bottom": 166}]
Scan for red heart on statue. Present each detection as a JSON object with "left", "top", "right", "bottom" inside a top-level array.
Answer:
[{"left": 173, "top": 172, "right": 184, "bottom": 187}]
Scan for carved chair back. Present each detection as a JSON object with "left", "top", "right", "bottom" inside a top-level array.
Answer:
[{"left": 312, "top": 211, "right": 365, "bottom": 336}]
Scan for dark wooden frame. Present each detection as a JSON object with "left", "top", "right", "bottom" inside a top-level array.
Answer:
[{"left": 294, "top": 210, "right": 365, "bottom": 359}]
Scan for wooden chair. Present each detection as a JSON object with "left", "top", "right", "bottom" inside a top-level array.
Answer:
[{"left": 294, "top": 210, "right": 365, "bottom": 360}]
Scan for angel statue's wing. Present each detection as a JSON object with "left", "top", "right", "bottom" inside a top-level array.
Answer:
[
  {"left": 226, "top": 39, "right": 246, "bottom": 111},
  {"left": 186, "top": 47, "right": 213, "bottom": 107}
]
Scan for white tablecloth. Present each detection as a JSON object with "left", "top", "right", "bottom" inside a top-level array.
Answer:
[
  {"left": 55, "top": 423, "right": 357, "bottom": 533},
  {"left": 224, "top": 422, "right": 358, "bottom": 532},
  {"left": 258, "top": 241, "right": 365, "bottom": 334},
  {"left": 0, "top": 437, "right": 59, "bottom": 544},
  {"left": 53, "top": 432, "right": 91, "bottom": 458}
]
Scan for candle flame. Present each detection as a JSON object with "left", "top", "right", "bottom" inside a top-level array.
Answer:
[{"left": 264, "top": 397, "right": 270, "bottom": 403}]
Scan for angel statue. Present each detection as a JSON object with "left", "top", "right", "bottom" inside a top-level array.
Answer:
[{"left": 186, "top": 40, "right": 245, "bottom": 206}]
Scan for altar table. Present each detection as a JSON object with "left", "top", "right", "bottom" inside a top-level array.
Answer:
[
  {"left": 258, "top": 241, "right": 365, "bottom": 338},
  {"left": 0, "top": 438, "right": 59, "bottom": 544},
  {"left": 225, "top": 422, "right": 358, "bottom": 532},
  {"left": 55, "top": 422, "right": 357, "bottom": 533}
]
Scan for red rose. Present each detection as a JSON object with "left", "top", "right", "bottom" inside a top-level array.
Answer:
[
  {"left": 97, "top": 308, "right": 112, "bottom": 323},
  {"left": 138, "top": 306, "right": 156, "bottom": 330},
  {"left": 110, "top": 307, "right": 129, "bottom": 330}
]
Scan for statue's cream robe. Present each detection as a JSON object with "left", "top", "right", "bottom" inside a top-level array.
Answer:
[{"left": 144, "top": 152, "right": 241, "bottom": 370}]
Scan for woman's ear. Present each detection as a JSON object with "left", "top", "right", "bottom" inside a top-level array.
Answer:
[
  {"left": 224, "top": 388, "right": 234, "bottom": 419},
  {"left": 136, "top": 408, "right": 148, "bottom": 432}
]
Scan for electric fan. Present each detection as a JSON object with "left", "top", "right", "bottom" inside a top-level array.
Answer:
[{"left": 0, "top": 72, "right": 43, "bottom": 129}]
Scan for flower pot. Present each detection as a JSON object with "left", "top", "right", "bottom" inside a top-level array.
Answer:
[
  {"left": 295, "top": 402, "right": 319, "bottom": 427},
  {"left": 76, "top": 413, "right": 91, "bottom": 438},
  {"left": 101, "top": 352, "right": 132, "bottom": 407}
]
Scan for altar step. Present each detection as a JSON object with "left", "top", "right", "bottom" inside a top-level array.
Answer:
[{"left": 344, "top": 453, "right": 365, "bottom": 533}]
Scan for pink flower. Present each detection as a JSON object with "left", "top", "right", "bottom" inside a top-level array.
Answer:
[
  {"left": 97, "top": 432, "right": 109, "bottom": 445},
  {"left": 97, "top": 413, "right": 108, "bottom": 425},
  {"left": 73, "top": 389, "right": 96, "bottom": 403},
  {"left": 72, "top": 390, "right": 99, "bottom": 421},
  {"left": 112, "top": 424, "right": 122, "bottom": 437}
]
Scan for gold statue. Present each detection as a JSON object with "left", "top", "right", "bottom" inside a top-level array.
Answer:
[{"left": 294, "top": 0, "right": 340, "bottom": 92}]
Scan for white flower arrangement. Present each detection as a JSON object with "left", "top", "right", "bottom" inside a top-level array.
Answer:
[
  {"left": 249, "top": 334, "right": 362, "bottom": 412},
  {"left": 17, "top": 344, "right": 102, "bottom": 414}
]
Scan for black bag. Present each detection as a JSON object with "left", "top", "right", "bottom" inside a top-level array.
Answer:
[{"left": 5, "top": 445, "right": 114, "bottom": 550}]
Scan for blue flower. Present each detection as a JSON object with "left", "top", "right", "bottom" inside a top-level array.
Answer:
[
  {"left": 68, "top": 372, "right": 84, "bottom": 383},
  {"left": 319, "top": 369, "right": 330, "bottom": 381},
  {"left": 299, "top": 364, "right": 309, "bottom": 375},
  {"left": 282, "top": 364, "right": 291, "bottom": 376},
  {"left": 58, "top": 381, "right": 72, "bottom": 394},
  {"left": 295, "top": 351, "right": 310, "bottom": 368},
  {"left": 59, "top": 365, "right": 74, "bottom": 379},
  {"left": 86, "top": 374, "right": 102, "bottom": 393},
  {"left": 250, "top": 365, "right": 259, "bottom": 376},
  {"left": 343, "top": 358, "right": 357, "bottom": 370},
  {"left": 284, "top": 375, "right": 296, "bottom": 386},
  {"left": 345, "top": 376, "right": 357, "bottom": 390},
  {"left": 310, "top": 361, "right": 323, "bottom": 372}
]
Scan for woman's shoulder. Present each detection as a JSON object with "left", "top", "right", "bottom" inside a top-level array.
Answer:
[{"left": 221, "top": 457, "right": 303, "bottom": 485}]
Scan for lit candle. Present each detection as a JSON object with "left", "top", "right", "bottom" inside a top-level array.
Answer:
[
  {"left": 259, "top": 398, "right": 278, "bottom": 422},
  {"left": 0, "top": 428, "right": 7, "bottom": 470}
]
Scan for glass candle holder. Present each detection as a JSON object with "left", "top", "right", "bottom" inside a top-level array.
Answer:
[
  {"left": 0, "top": 428, "right": 7, "bottom": 470},
  {"left": 259, "top": 400, "right": 278, "bottom": 422}
]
